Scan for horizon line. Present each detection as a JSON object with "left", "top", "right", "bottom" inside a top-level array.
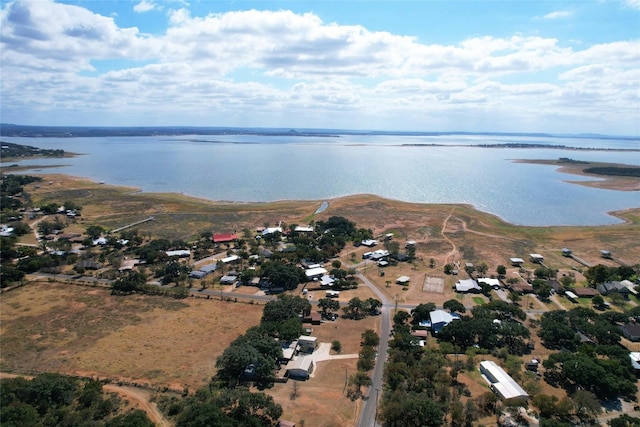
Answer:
[{"left": 1, "top": 123, "right": 638, "bottom": 140}]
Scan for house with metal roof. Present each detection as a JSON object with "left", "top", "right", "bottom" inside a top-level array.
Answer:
[
  {"left": 429, "top": 310, "right": 460, "bottom": 334},
  {"left": 455, "top": 279, "right": 481, "bottom": 293},
  {"left": 480, "top": 360, "right": 528, "bottom": 400}
]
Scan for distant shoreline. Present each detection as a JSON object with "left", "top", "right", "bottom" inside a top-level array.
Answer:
[{"left": 1, "top": 123, "right": 638, "bottom": 141}]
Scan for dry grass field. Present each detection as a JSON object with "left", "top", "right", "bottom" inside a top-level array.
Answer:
[{"left": 0, "top": 282, "right": 264, "bottom": 390}]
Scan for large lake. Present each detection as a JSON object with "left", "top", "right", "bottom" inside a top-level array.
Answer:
[{"left": 2, "top": 133, "right": 639, "bottom": 226}]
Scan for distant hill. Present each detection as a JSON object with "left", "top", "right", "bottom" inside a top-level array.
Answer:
[{"left": 0, "top": 123, "right": 637, "bottom": 141}]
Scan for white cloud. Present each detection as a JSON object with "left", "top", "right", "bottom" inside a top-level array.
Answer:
[
  {"left": 0, "top": 2, "right": 639, "bottom": 134},
  {"left": 624, "top": 0, "right": 640, "bottom": 10},
  {"left": 133, "top": 0, "right": 160, "bottom": 14},
  {"left": 543, "top": 10, "right": 574, "bottom": 19}
]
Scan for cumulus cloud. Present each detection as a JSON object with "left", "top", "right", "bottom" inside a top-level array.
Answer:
[{"left": 0, "top": 0, "right": 639, "bottom": 134}]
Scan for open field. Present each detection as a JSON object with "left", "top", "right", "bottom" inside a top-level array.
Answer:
[{"left": 0, "top": 282, "right": 264, "bottom": 390}]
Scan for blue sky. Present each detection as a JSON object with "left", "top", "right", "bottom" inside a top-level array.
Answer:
[{"left": 1, "top": 0, "right": 639, "bottom": 135}]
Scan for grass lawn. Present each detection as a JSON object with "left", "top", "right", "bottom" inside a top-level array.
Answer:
[{"left": 472, "top": 297, "right": 486, "bottom": 305}]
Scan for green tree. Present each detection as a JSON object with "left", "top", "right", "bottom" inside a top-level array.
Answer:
[
  {"left": 381, "top": 391, "right": 444, "bottom": 427},
  {"left": 592, "top": 294, "right": 605, "bottom": 309},
  {"left": 411, "top": 302, "right": 436, "bottom": 325},
  {"left": 105, "top": 409, "right": 154, "bottom": 427},
  {"left": 609, "top": 414, "right": 640, "bottom": 427},
  {"left": 85, "top": 225, "right": 105, "bottom": 240},
  {"left": 443, "top": 299, "right": 466, "bottom": 314},
  {"left": 496, "top": 265, "right": 507, "bottom": 277},
  {"left": 361, "top": 329, "right": 380, "bottom": 347},
  {"left": 348, "top": 371, "right": 372, "bottom": 396},
  {"left": 318, "top": 298, "right": 340, "bottom": 316},
  {"left": 476, "top": 262, "right": 488, "bottom": 276},
  {"left": 366, "top": 297, "right": 383, "bottom": 315},
  {"left": 572, "top": 390, "right": 601, "bottom": 423},
  {"left": 444, "top": 264, "right": 454, "bottom": 275}
]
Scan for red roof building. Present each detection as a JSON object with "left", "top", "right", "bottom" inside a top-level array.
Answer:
[{"left": 213, "top": 233, "right": 238, "bottom": 243}]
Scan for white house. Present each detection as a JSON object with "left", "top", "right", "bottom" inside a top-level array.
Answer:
[
  {"left": 166, "top": 249, "right": 190, "bottom": 257},
  {"left": 294, "top": 225, "right": 314, "bottom": 232},
  {"left": 455, "top": 279, "right": 481, "bottom": 293},
  {"left": 306, "top": 267, "right": 328, "bottom": 279},
  {"left": 320, "top": 275, "right": 335, "bottom": 287},
  {"left": 478, "top": 278, "right": 501, "bottom": 289},
  {"left": 262, "top": 227, "right": 283, "bottom": 236},
  {"left": 480, "top": 360, "right": 528, "bottom": 400},
  {"left": 510, "top": 257, "right": 525, "bottom": 266}
]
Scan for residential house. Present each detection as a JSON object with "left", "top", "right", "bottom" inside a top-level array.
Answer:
[
  {"left": 480, "top": 360, "right": 528, "bottom": 400},
  {"left": 429, "top": 309, "right": 461, "bottom": 334},
  {"left": 455, "top": 279, "right": 481, "bottom": 293},
  {"left": 478, "top": 278, "right": 501, "bottom": 290},
  {"left": 212, "top": 233, "right": 238, "bottom": 244},
  {"left": 621, "top": 323, "right": 640, "bottom": 342},
  {"left": 572, "top": 287, "right": 599, "bottom": 298},
  {"left": 598, "top": 281, "right": 630, "bottom": 299}
]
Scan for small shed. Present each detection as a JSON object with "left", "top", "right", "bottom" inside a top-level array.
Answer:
[
  {"left": 510, "top": 257, "right": 525, "bottom": 266},
  {"left": 529, "top": 254, "right": 544, "bottom": 264},
  {"left": 396, "top": 276, "right": 410, "bottom": 285},
  {"left": 562, "top": 248, "right": 572, "bottom": 257},
  {"left": 565, "top": 290, "right": 579, "bottom": 302},
  {"left": 601, "top": 249, "right": 612, "bottom": 259}
]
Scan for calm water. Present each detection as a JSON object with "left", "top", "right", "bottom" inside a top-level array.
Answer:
[{"left": 2, "top": 134, "right": 639, "bottom": 226}]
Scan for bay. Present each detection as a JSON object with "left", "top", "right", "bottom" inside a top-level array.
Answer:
[{"left": 2, "top": 134, "right": 639, "bottom": 226}]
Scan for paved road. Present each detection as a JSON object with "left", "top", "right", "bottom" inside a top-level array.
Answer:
[{"left": 356, "top": 273, "right": 392, "bottom": 427}]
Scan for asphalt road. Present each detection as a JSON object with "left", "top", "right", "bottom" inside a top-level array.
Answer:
[{"left": 356, "top": 273, "right": 392, "bottom": 427}]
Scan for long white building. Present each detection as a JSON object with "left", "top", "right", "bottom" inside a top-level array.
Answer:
[{"left": 479, "top": 360, "right": 528, "bottom": 400}]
